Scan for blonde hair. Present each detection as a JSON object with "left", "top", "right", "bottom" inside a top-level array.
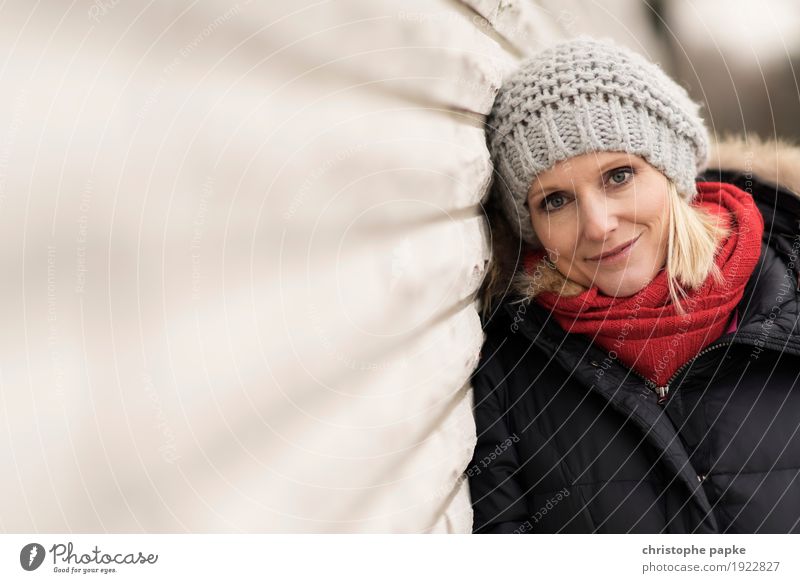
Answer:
[
  {"left": 479, "top": 180, "right": 731, "bottom": 318},
  {"left": 663, "top": 180, "right": 730, "bottom": 314}
]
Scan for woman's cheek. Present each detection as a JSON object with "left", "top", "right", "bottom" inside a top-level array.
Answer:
[{"left": 535, "top": 214, "right": 573, "bottom": 246}]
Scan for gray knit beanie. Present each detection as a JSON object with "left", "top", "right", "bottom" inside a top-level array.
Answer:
[{"left": 486, "top": 35, "right": 710, "bottom": 248}]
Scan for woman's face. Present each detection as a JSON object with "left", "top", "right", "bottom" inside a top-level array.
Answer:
[{"left": 527, "top": 151, "right": 670, "bottom": 297}]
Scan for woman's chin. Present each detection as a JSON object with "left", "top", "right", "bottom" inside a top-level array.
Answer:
[{"left": 595, "top": 275, "right": 649, "bottom": 297}]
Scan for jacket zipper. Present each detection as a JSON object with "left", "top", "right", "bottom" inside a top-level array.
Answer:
[{"left": 624, "top": 340, "right": 734, "bottom": 405}]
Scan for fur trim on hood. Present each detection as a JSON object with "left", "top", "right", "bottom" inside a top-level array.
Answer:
[{"left": 709, "top": 133, "right": 800, "bottom": 196}]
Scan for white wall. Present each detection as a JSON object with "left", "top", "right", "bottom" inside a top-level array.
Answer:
[{"left": 0, "top": 0, "right": 539, "bottom": 533}]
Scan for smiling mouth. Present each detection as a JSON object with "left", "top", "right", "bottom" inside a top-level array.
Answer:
[{"left": 587, "top": 234, "right": 641, "bottom": 261}]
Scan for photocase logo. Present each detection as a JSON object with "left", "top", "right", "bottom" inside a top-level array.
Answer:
[
  {"left": 18, "top": 541, "right": 158, "bottom": 575},
  {"left": 20, "top": 543, "right": 46, "bottom": 571}
]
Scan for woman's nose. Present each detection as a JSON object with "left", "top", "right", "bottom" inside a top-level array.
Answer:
[{"left": 579, "top": 194, "right": 619, "bottom": 242}]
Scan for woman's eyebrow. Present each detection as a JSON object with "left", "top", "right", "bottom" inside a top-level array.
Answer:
[
  {"left": 529, "top": 159, "right": 636, "bottom": 197},
  {"left": 602, "top": 157, "right": 636, "bottom": 171}
]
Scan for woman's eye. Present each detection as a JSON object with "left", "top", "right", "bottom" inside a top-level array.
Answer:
[
  {"left": 540, "top": 193, "right": 567, "bottom": 212},
  {"left": 609, "top": 167, "right": 634, "bottom": 185}
]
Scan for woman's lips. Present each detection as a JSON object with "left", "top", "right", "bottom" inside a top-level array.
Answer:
[{"left": 587, "top": 233, "right": 641, "bottom": 263}]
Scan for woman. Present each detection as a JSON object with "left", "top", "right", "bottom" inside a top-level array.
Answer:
[{"left": 468, "top": 35, "right": 800, "bottom": 534}]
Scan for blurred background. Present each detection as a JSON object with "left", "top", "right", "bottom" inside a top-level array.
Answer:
[{"left": 0, "top": 0, "right": 797, "bottom": 533}]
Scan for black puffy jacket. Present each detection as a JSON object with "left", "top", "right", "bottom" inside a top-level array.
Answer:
[{"left": 468, "top": 142, "right": 800, "bottom": 533}]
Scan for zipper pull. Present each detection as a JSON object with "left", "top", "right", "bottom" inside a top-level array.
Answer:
[{"left": 655, "top": 385, "right": 669, "bottom": 405}]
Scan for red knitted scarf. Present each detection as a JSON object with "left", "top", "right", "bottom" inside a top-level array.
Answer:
[{"left": 525, "top": 182, "right": 764, "bottom": 387}]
